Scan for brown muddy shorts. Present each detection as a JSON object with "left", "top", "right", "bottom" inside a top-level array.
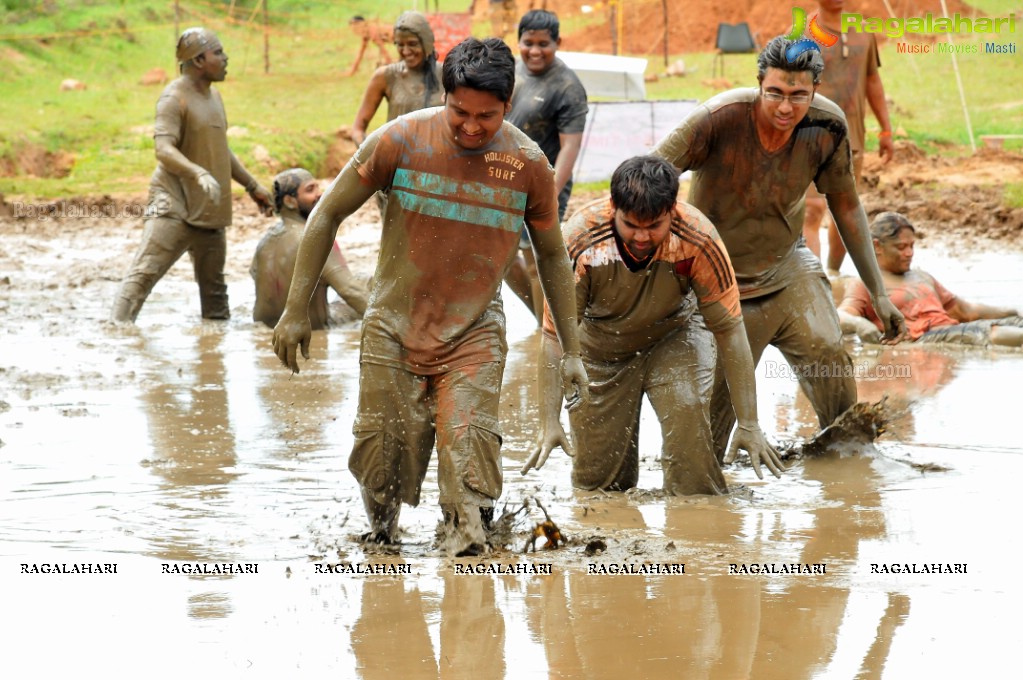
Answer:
[{"left": 349, "top": 360, "right": 505, "bottom": 509}]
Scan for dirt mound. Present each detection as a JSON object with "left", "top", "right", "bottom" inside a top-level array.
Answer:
[
  {"left": 321, "top": 126, "right": 359, "bottom": 178},
  {"left": 550, "top": 0, "right": 981, "bottom": 55},
  {"left": 858, "top": 142, "right": 1023, "bottom": 246},
  {"left": 0, "top": 142, "right": 75, "bottom": 179}
]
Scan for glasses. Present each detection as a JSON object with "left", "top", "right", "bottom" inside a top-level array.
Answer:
[{"left": 761, "top": 90, "right": 812, "bottom": 105}]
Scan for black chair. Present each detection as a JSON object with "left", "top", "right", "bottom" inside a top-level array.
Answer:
[{"left": 712, "top": 22, "right": 757, "bottom": 78}]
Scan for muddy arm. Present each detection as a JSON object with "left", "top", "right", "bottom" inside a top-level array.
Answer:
[
  {"left": 553, "top": 132, "right": 583, "bottom": 196},
  {"left": 352, "top": 68, "right": 389, "bottom": 146},
  {"left": 521, "top": 333, "right": 573, "bottom": 474},
  {"left": 714, "top": 320, "right": 783, "bottom": 479},
  {"left": 827, "top": 191, "right": 906, "bottom": 340},
  {"left": 229, "top": 151, "right": 273, "bottom": 215},
  {"left": 530, "top": 220, "right": 589, "bottom": 404}
]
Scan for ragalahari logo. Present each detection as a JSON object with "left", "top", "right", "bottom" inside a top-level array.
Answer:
[{"left": 784, "top": 7, "right": 839, "bottom": 61}]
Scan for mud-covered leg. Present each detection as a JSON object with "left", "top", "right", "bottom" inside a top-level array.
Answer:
[
  {"left": 569, "top": 356, "right": 644, "bottom": 492},
  {"left": 110, "top": 217, "right": 190, "bottom": 322},
  {"left": 349, "top": 363, "right": 434, "bottom": 544},
  {"left": 648, "top": 325, "right": 726, "bottom": 495},
  {"left": 434, "top": 361, "right": 505, "bottom": 556},
  {"left": 776, "top": 275, "right": 857, "bottom": 428},
  {"left": 189, "top": 225, "right": 229, "bottom": 320}
]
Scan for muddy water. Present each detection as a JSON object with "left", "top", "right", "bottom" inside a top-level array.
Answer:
[{"left": 2, "top": 217, "right": 1022, "bottom": 677}]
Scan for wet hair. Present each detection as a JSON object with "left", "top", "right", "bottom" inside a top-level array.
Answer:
[
  {"left": 757, "top": 35, "right": 824, "bottom": 85},
  {"left": 272, "top": 168, "right": 314, "bottom": 214},
  {"left": 610, "top": 156, "right": 680, "bottom": 222},
  {"left": 441, "top": 37, "right": 515, "bottom": 102},
  {"left": 870, "top": 211, "right": 916, "bottom": 242},
  {"left": 518, "top": 9, "right": 560, "bottom": 42},
  {"left": 394, "top": 11, "right": 439, "bottom": 107}
]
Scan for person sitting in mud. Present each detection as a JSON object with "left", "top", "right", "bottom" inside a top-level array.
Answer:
[
  {"left": 270, "top": 38, "right": 589, "bottom": 556},
  {"left": 838, "top": 212, "right": 1023, "bottom": 347},
  {"left": 110, "top": 27, "right": 274, "bottom": 323},
  {"left": 250, "top": 168, "right": 368, "bottom": 330},
  {"left": 521, "top": 156, "right": 784, "bottom": 494},
  {"left": 343, "top": 16, "right": 394, "bottom": 78},
  {"left": 652, "top": 35, "right": 906, "bottom": 460}
]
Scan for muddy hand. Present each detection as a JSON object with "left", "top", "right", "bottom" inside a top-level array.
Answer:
[
  {"left": 196, "top": 171, "right": 221, "bottom": 205},
  {"left": 521, "top": 421, "right": 574, "bottom": 475},
  {"left": 725, "top": 423, "right": 784, "bottom": 480},
  {"left": 560, "top": 353, "right": 589, "bottom": 410},
  {"left": 250, "top": 184, "right": 275, "bottom": 217},
  {"left": 271, "top": 314, "right": 311, "bottom": 374},
  {"left": 876, "top": 296, "right": 907, "bottom": 344}
]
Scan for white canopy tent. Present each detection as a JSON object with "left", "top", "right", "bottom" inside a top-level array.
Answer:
[
  {"left": 573, "top": 99, "right": 700, "bottom": 183},
  {"left": 557, "top": 51, "right": 649, "bottom": 101}
]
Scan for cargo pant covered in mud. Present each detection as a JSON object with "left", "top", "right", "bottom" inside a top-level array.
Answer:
[
  {"left": 341, "top": 108, "right": 567, "bottom": 547},
  {"left": 543, "top": 197, "right": 744, "bottom": 495},
  {"left": 112, "top": 76, "right": 236, "bottom": 322},
  {"left": 653, "top": 88, "right": 862, "bottom": 458}
]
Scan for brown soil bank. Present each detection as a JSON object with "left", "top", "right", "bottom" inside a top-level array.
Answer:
[{"left": 858, "top": 143, "right": 1023, "bottom": 247}]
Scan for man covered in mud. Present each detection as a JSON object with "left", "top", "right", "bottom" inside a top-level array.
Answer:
[
  {"left": 838, "top": 212, "right": 1023, "bottom": 347},
  {"left": 520, "top": 156, "right": 784, "bottom": 494},
  {"left": 504, "top": 8, "right": 589, "bottom": 323},
  {"left": 802, "top": 0, "right": 894, "bottom": 271},
  {"left": 652, "top": 35, "right": 905, "bottom": 458},
  {"left": 271, "top": 37, "right": 588, "bottom": 556},
  {"left": 250, "top": 168, "right": 368, "bottom": 329},
  {"left": 110, "top": 27, "right": 274, "bottom": 323}
]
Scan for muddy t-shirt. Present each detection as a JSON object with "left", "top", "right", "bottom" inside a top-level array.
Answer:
[
  {"left": 383, "top": 61, "right": 445, "bottom": 121},
  {"left": 818, "top": 29, "right": 880, "bottom": 153},
  {"left": 352, "top": 108, "right": 558, "bottom": 374},
  {"left": 542, "top": 197, "right": 742, "bottom": 363},
  {"left": 841, "top": 271, "right": 959, "bottom": 340},
  {"left": 150, "top": 78, "right": 232, "bottom": 229},
  {"left": 507, "top": 58, "right": 589, "bottom": 166},
  {"left": 652, "top": 88, "right": 855, "bottom": 299}
]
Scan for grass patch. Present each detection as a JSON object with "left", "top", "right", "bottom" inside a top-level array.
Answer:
[{"left": 1, "top": 0, "right": 1021, "bottom": 199}]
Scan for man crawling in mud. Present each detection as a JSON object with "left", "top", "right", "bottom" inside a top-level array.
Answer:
[
  {"left": 652, "top": 35, "right": 906, "bottom": 459},
  {"left": 838, "top": 211, "right": 1023, "bottom": 347},
  {"left": 270, "top": 37, "right": 588, "bottom": 556},
  {"left": 250, "top": 168, "right": 368, "bottom": 329},
  {"left": 520, "top": 156, "right": 784, "bottom": 494}
]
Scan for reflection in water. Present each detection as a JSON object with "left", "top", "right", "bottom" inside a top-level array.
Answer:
[{"left": 352, "top": 571, "right": 438, "bottom": 678}]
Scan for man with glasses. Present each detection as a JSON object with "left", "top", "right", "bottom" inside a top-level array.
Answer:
[{"left": 652, "top": 35, "right": 904, "bottom": 460}]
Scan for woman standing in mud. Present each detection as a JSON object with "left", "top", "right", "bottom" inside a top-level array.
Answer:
[{"left": 350, "top": 11, "right": 443, "bottom": 147}]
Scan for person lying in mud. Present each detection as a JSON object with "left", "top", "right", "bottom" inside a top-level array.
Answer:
[
  {"left": 838, "top": 211, "right": 1023, "bottom": 347},
  {"left": 249, "top": 168, "right": 368, "bottom": 330},
  {"left": 270, "top": 37, "right": 588, "bottom": 556},
  {"left": 110, "top": 27, "right": 274, "bottom": 323},
  {"left": 652, "top": 35, "right": 906, "bottom": 460},
  {"left": 520, "top": 156, "right": 784, "bottom": 494}
]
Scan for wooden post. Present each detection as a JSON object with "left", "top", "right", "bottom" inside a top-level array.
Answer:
[
  {"left": 609, "top": 1, "right": 618, "bottom": 56},
  {"left": 263, "top": 0, "right": 270, "bottom": 74},
  {"left": 662, "top": 0, "right": 669, "bottom": 67}
]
